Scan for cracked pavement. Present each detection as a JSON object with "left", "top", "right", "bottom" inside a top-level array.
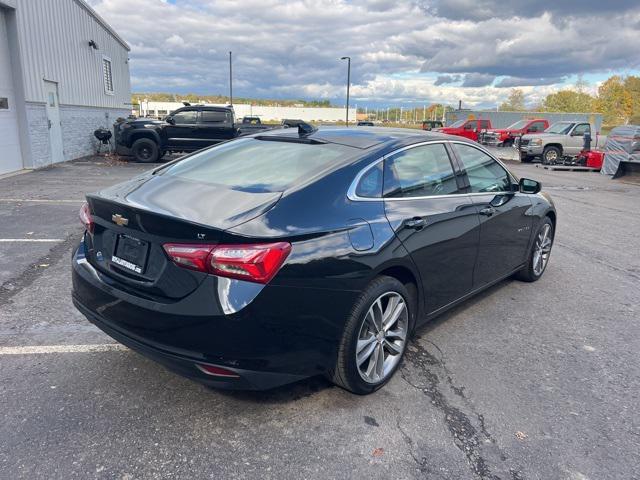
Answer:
[{"left": 1, "top": 155, "right": 639, "bottom": 479}]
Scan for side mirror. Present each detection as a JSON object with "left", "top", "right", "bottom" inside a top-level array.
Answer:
[
  {"left": 165, "top": 116, "right": 175, "bottom": 125},
  {"left": 519, "top": 178, "right": 541, "bottom": 194}
]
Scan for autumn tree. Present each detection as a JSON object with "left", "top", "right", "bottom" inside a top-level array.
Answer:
[
  {"left": 623, "top": 76, "right": 640, "bottom": 124},
  {"left": 499, "top": 89, "right": 525, "bottom": 111},
  {"left": 596, "top": 76, "right": 633, "bottom": 124},
  {"left": 541, "top": 90, "right": 595, "bottom": 113}
]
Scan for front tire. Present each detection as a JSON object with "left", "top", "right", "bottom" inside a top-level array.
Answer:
[
  {"left": 329, "top": 276, "right": 414, "bottom": 395},
  {"left": 542, "top": 146, "right": 561, "bottom": 165},
  {"left": 131, "top": 138, "right": 160, "bottom": 163},
  {"left": 515, "top": 217, "right": 554, "bottom": 282}
]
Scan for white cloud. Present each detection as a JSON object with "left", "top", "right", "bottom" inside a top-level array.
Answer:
[{"left": 88, "top": 0, "right": 640, "bottom": 106}]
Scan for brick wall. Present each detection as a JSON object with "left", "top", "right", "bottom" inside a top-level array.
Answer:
[
  {"left": 59, "top": 105, "right": 129, "bottom": 161},
  {"left": 25, "top": 103, "right": 128, "bottom": 169},
  {"left": 25, "top": 103, "right": 50, "bottom": 169}
]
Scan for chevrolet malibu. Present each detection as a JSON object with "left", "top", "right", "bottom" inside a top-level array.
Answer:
[{"left": 72, "top": 126, "right": 556, "bottom": 394}]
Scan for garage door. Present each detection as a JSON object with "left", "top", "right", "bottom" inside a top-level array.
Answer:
[{"left": 0, "top": 9, "right": 23, "bottom": 176}]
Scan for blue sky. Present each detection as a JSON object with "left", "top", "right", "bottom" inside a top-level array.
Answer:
[{"left": 90, "top": 0, "right": 640, "bottom": 108}]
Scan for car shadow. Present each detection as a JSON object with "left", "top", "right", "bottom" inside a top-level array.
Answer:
[{"left": 212, "top": 375, "right": 335, "bottom": 404}]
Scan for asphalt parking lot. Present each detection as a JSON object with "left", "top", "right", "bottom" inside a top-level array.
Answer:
[{"left": 1, "top": 153, "right": 639, "bottom": 480}]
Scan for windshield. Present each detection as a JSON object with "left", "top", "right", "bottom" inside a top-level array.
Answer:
[
  {"left": 449, "top": 120, "right": 466, "bottom": 128},
  {"left": 506, "top": 120, "right": 528, "bottom": 130},
  {"left": 158, "top": 138, "right": 351, "bottom": 193},
  {"left": 545, "top": 122, "right": 574, "bottom": 134}
]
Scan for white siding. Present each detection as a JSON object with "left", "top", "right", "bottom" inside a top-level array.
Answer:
[{"left": 14, "top": 0, "right": 130, "bottom": 109}]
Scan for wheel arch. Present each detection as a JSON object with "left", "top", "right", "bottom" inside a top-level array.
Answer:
[
  {"left": 544, "top": 143, "right": 563, "bottom": 154},
  {"left": 130, "top": 130, "right": 161, "bottom": 146},
  {"left": 374, "top": 263, "right": 422, "bottom": 326}
]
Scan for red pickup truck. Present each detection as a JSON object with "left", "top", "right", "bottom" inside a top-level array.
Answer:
[
  {"left": 481, "top": 119, "right": 549, "bottom": 147},
  {"left": 436, "top": 119, "right": 491, "bottom": 142}
]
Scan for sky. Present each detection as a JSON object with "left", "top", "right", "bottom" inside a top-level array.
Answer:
[{"left": 89, "top": 0, "right": 640, "bottom": 109}]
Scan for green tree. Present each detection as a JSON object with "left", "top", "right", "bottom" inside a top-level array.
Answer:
[
  {"left": 542, "top": 90, "right": 595, "bottom": 113},
  {"left": 596, "top": 76, "right": 633, "bottom": 124},
  {"left": 499, "top": 89, "right": 525, "bottom": 111}
]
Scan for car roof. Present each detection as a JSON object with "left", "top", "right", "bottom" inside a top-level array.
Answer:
[{"left": 255, "top": 126, "right": 455, "bottom": 149}]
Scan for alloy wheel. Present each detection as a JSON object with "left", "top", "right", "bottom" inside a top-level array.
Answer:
[
  {"left": 356, "top": 292, "right": 408, "bottom": 384},
  {"left": 533, "top": 223, "right": 553, "bottom": 276}
]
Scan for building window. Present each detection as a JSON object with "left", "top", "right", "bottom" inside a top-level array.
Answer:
[{"left": 102, "top": 56, "right": 114, "bottom": 95}]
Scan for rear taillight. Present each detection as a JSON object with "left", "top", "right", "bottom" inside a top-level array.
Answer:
[
  {"left": 162, "top": 242, "right": 291, "bottom": 284},
  {"left": 79, "top": 202, "right": 94, "bottom": 233}
]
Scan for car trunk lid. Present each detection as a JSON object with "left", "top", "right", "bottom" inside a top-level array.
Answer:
[{"left": 85, "top": 174, "right": 282, "bottom": 299}]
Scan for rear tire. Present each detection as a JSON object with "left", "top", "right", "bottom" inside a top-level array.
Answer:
[
  {"left": 132, "top": 138, "right": 160, "bottom": 163},
  {"left": 329, "top": 276, "right": 414, "bottom": 395},
  {"left": 515, "top": 217, "right": 554, "bottom": 282}
]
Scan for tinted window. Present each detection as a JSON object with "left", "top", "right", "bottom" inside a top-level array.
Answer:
[
  {"left": 355, "top": 163, "right": 383, "bottom": 198},
  {"left": 573, "top": 123, "right": 590, "bottom": 136},
  {"left": 529, "top": 121, "right": 546, "bottom": 132},
  {"left": 159, "top": 138, "right": 350, "bottom": 193},
  {"left": 201, "top": 111, "right": 231, "bottom": 123},
  {"left": 479, "top": 120, "right": 490, "bottom": 129},
  {"left": 383, "top": 143, "right": 459, "bottom": 198},
  {"left": 172, "top": 110, "right": 197, "bottom": 124},
  {"left": 454, "top": 144, "right": 511, "bottom": 193}
]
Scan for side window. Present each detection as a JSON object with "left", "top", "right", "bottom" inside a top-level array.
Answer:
[
  {"left": 479, "top": 120, "right": 490, "bottom": 129},
  {"left": 529, "top": 121, "right": 545, "bottom": 132},
  {"left": 572, "top": 123, "right": 590, "bottom": 136},
  {"left": 355, "top": 163, "right": 383, "bottom": 198},
  {"left": 172, "top": 110, "right": 198, "bottom": 124},
  {"left": 464, "top": 121, "right": 474, "bottom": 130},
  {"left": 454, "top": 144, "right": 512, "bottom": 193},
  {"left": 383, "top": 143, "right": 459, "bottom": 198},
  {"left": 102, "top": 56, "right": 114, "bottom": 94},
  {"left": 200, "top": 110, "right": 231, "bottom": 123}
]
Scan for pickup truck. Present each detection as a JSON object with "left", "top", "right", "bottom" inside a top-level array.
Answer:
[
  {"left": 518, "top": 121, "right": 602, "bottom": 163},
  {"left": 435, "top": 119, "right": 491, "bottom": 142},
  {"left": 481, "top": 119, "right": 549, "bottom": 147},
  {"left": 114, "top": 106, "right": 276, "bottom": 162}
]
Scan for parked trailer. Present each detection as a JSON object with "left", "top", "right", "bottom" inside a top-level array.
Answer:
[{"left": 445, "top": 110, "right": 603, "bottom": 132}]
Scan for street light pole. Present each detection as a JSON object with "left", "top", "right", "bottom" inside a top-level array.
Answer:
[
  {"left": 340, "top": 56, "right": 351, "bottom": 126},
  {"left": 229, "top": 51, "right": 233, "bottom": 105}
]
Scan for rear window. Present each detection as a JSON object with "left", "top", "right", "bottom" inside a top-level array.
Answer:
[{"left": 159, "top": 138, "right": 351, "bottom": 192}]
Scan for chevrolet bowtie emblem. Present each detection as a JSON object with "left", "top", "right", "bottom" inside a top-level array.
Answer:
[{"left": 111, "top": 214, "right": 129, "bottom": 226}]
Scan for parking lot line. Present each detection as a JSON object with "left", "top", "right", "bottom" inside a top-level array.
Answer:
[
  {"left": 0, "top": 344, "right": 128, "bottom": 355},
  {"left": 0, "top": 239, "right": 63, "bottom": 243},
  {"left": 0, "top": 198, "right": 84, "bottom": 204}
]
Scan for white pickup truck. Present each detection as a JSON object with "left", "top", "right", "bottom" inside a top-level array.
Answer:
[{"left": 518, "top": 121, "right": 604, "bottom": 164}]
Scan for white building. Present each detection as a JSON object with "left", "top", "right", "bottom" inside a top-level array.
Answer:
[
  {"left": 137, "top": 101, "right": 356, "bottom": 124},
  {"left": 0, "top": 0, "right": 131, "bottom": 176}
]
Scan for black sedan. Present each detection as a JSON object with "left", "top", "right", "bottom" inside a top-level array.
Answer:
[{"left": 72, "top": 126, "right": 556, "bottom": 394}]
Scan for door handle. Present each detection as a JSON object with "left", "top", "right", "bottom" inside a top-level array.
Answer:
[
  {"left": 47, "top": 119, "right": 52, "bottom": 130},
  {"left": 479, "top": 206, "right": 496, "bottom": 217},
  {"left": 405, "top": 217, "right": 426, "bottom": 229}
]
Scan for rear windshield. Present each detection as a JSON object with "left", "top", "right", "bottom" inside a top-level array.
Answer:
[{"left": 159, "top": 138, "right": 351, "bottom": 192}]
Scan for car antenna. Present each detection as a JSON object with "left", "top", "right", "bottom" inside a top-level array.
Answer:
[{"left": 298, "top": 122, "right": 317, "bottom": 137}]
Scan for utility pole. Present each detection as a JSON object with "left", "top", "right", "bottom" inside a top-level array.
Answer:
[
  {"left": 229, "top": 51, "right": 233, "bottom": 105},
  {"left": 340, "top": 56, "right": 351, "bottom": 126}
]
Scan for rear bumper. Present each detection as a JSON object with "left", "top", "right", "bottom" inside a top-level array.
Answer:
[
  {"left": 71, "top": 239, "right": 358, "bottom": 390},
  {"left": 72, "top": 297, "right": 304, "bottom": 390}
]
